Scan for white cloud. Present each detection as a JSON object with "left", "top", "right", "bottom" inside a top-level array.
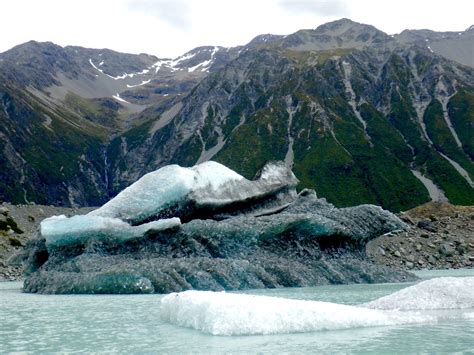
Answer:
[
  {"left": 279, "top": 0, "right": 349, "bottom": 17},
  {"left": 128, "top": 0, "right": 191, "bottom": 29},
  {"left": 0, "top": 0, "right": 472, "bottom": 58}
]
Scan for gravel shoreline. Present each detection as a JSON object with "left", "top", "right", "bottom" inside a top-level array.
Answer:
[{"left": 367, "top": 202, "right": 474, "bottom": 270}]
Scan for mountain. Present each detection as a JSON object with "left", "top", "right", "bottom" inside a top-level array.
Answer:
[
  {"left": 0, "top": 19, "right": 473, "bottom": 211},
  {"left": 0, "top": 40, "right": 241, "bottom": 205},
  {"left": 396, "top": 25, "right": 474, "bottom": 68}
]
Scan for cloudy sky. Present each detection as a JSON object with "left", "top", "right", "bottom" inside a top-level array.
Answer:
[{"left": 1, "top": 0, "right": 473, "bottom": 58}]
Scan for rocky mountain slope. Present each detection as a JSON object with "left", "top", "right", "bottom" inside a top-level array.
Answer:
[
  {"left": 0, "top": 40, "right": 239, "bottom": 206},
  {"left": 0, "top": 19, "right": 473, "bottom": 211},
  {"left": 108, "top": 19, "right": 474, "bottom": 212}
]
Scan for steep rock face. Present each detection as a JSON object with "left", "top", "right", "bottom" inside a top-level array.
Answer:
[{"left": 19, "top": 162, "right": 412, "bottom": 294}]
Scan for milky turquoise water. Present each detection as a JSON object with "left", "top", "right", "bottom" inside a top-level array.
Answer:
[{"left": 1, "top": 269, "right": 473, "bottom": 353}]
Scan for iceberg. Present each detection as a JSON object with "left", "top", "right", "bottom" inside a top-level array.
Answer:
[
  {"left": 161, "top": 276, "right": 474, "bottom": 335},
  {"left": 464, "top": 312, "right": 474, "bottom": 320},
  {"left": 365, "top": 277, "right": 474, "bottom": 310},
  {"left": 160, "top": 290, "right": 431, "bottom": 336},
  {"left": 19, "top": 161, "right": 412, "bottom": 294}
]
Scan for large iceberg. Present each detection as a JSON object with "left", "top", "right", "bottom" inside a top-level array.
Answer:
[{"left": 19, "top": 161, "right": 413, "bottom": 294}]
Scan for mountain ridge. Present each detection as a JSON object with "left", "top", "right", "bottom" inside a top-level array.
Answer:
[{"left": 0, "top": 18, "right": 473, "bottom": 210}]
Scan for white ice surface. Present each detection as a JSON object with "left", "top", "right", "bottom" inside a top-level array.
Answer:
[
  {"left": 89, "top": 161, "right": 244, "bottom": 222},
  {"left": 161, "top": 277, "right": 474, "bottom": 335},
  {"left": 365, "top": 277, "right": 474, "bottom": 310},
  {"left": 160, "top": 290, "right": 431, "bottom": 336},
  {"left": 41, "top": 215, "right": 180, "bottom": 248},
  {"left": 464, "top": 312, "right": 474, "bottom": 320}
]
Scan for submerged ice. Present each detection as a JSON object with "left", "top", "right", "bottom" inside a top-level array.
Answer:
[{"left": 20, "top": 161, "right": 411, "bottom": 294}]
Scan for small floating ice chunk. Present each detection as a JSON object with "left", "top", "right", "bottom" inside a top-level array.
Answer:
[
  {"left": 160, "top": 291, "right": 430, "bottom": 336},
  {"left": 365, "top": 277, "right": 474, "bottom": 310},
  {"left": 41, "top": 215, "right": 180, "bottom": 248}
]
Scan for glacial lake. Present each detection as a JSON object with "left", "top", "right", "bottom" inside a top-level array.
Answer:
[{"left": 1, "top": 269, "right": 473, "bottom": 353}]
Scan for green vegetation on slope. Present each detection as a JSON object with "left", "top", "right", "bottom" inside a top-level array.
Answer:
[
  {"left": 447, "top": 89, "right": 474, "bottom": 160},
  {"left": 424, "top": 151, "right": 474, "bottom": 205},
  {"left": 424, "top": 99, "right": 474, "bottom": 179},
  {"left": 215, "top": 100, "right": 289, "bottom": 179},
  {"left": 0, "top": 83, "right": 106, "bottom": 205},
  {"left": 64, "top": 92, "right": 121, "bottom": 130}
]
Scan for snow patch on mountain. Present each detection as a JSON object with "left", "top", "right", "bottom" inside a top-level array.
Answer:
[
  {"left": 188, "top": 47, "right": 220, "bottom": 72},
  {"left": 112, "top": 93, "right": 130, "bottom": 104},
  {"left": 127, "top": 79, "right": 151, "bottom": 88},
  {"left": 89, "top": 58, "right": 103, "bottom": 73}
]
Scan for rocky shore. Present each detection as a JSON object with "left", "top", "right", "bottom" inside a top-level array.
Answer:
[
  {"left": 367, "top": 202, "right": 474, "bottom": 270},
  {"left": 0, "top": 203, "right": 93, "bottom": 280}
]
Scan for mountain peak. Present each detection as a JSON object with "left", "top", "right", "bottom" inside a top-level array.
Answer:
[
  {"left": 314, "top": 18, "right": 385, "bottom": 36},
  {"left": 274, "top": 18, "right": 390, "bottom": 52},
  {"left": 316, "top": 18, "right": 358, "bottom": 28},
  {"left": 248, "top": 34, "right": 284, "bottom": 46},
  {"left": 2, "top": 40, "right": 63, "bottom": 56}
]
